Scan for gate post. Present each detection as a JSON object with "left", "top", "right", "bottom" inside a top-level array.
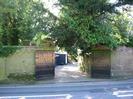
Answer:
[
  {"left": 91, "top": 46, "right": 111, "bottom": 78},
  {"left": 35, "top": 38, "right": 55, "bottom": 80}
]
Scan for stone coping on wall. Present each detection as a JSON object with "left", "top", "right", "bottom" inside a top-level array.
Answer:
[
  {"left": 0, "top": 46, "right": 55, "bottom": 51},
  {"left": 91, "top": 45, "right": 111, "bottom": 51}
]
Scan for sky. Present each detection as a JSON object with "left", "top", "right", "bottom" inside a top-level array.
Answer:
[
  {"left": 41, "top": 0, "right": 60, "bottom": 17},
  {"left": 109, "top": 0, "right": 118, "bottom": 3}
]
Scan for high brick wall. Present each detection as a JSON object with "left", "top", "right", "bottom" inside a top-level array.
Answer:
[
  {"left": 78, "top": 46, "right": 133, "bottom": 78},
  {"left": 0, "top": 58, "right": 6, "bottom": 80},
  {"left": 111, "top": 46, "right": 133, "bottom": 78},
  {"left": 0, "top": 47, "right": 36, "bottom": 80},
  {"left": 6, "top": 47, "right": 35, "bottom": 75}
]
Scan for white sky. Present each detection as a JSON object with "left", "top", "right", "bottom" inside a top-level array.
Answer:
[
  {"left": 109, "top": 0, "right": 118, "bottom": 3},
  {"left": 41, "top": 0, "right": 60, "bottom": 17}
]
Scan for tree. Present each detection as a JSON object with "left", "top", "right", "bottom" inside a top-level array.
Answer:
[
  {"left": 51, "top": 0, "right": 133, "bottom": 55},
  {"left": 0, "top": 0, "right": 56, "bottom": 45}
]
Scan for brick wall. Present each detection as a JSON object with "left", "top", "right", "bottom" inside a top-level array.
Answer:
[
  {"left": 111, "top": 46, "right": 133, "bottom": 78},
  {"left": 0, "top": 47, "right": 36, "bottom": 80}
]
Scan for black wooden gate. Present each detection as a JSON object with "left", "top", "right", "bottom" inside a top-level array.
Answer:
[
  {"left": 91, "top": 50, "right": 111, "bottom": 78},
  {"left": 35, "top": 50, "right": 55, "bottom": 79}
]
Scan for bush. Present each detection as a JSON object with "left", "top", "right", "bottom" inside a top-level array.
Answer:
[
  {"left": 126, "top": 36, "right": 133, "bottom": 47},
  {"left": 8, "top": 73, "right": 35, "bottom": 81}
]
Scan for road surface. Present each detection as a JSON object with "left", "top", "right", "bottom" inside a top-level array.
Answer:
[{"left": 0, "top": 80, "right": 133, "bottom": 99}]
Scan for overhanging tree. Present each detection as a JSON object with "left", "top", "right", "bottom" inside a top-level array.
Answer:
[
  {"left": 49, "top": 0, "right": 133, "bottom": 73},
  {"left": 51, "top": 0, "right": 133, "bottom": 55}
]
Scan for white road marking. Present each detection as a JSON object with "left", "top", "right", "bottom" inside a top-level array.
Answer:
[
  {"left": 0, "top": 94, "right": 72, "bottom": 99},
  {"left": 113, "top": 90, "right": 133, "bottom": 97}
]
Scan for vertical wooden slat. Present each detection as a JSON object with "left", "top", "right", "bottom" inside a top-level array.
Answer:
[
  {"left": 91, "top": 50, "right": 111, "bottom": 78},
  {"left": 35, "top": 50, "right": 55, "bottom": 79}
]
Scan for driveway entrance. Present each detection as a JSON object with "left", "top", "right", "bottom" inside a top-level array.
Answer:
[
  {"left": 54, "top": 63, "right": 90, "bottom": 83},
  {"left": 37, "top": 63, "right": 90, "bottom": 83}
]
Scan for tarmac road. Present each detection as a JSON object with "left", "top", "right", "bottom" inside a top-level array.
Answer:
[{"left": 0, "top": 80, "right": 133, "bottom": 99}]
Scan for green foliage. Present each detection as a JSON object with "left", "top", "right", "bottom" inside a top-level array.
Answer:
[
  {"left": 51, "top": 0, "right": 133, "bottom": 55},
  {"left": 8, "top": 73, "right": 35, "bottom": 81},
  {"left": 0, "top": 0, "right": 56, "bottom": 45},
  {"left": 112, "top": 14, "right": 133, "bottom": 45},
  {"left": 32, "top": 32, "right": 50, "bottom": 46},
  {"left": 126, "top": 35, "right": 133, "bottom": 47},
  {"left": 0, "top": 46, "right": 20, "bottom": 57}
]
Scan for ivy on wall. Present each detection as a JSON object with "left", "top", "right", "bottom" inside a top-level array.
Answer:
[
  {"left": 126, "top": 36, "right": 133, "bottom": 47},
  {"left": 0, "top": 46, "right": 20, "bottom": 57}
]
